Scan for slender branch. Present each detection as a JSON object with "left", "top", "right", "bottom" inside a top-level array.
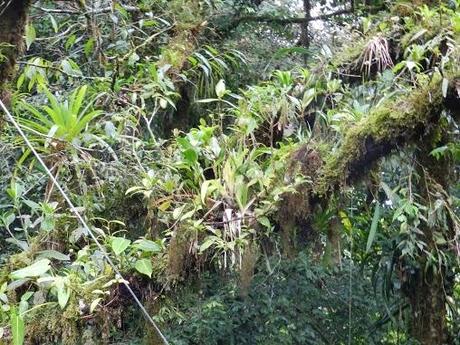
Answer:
[
  {"left": 32, "top": 4, "right": 139, "bottom": 16},
  {"left": 32, "top": 5, "right": 79, "bottom": 15},
  {"left": 17, "top": 61, "right": 107, "bottom": 80},
  {"left": 235, "top": 8, "right": 353, "bottom": 26},
  {"left": 121, "top": 26, "right": 173, "bottom": 61},
  {"left": 219, "top": 4, "right": 385, "bottom": 34}
]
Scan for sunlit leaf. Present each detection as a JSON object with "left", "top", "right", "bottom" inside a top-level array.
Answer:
[
  {"left": 10, "top": 259, "right": 51, "bottom": 280},
  {"left": 90, "top": 298, "right": 102, "bottom": 313},
  {"left": 134, "top": 239, "right": 161, "bottom": 253},
  {"left": 134, "top": 259, "right": 153, "bottom": 278},
  {"left": 110, "top": 237, "right": 131, "bottom": 256}
]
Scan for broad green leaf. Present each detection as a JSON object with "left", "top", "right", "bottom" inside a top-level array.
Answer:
[
  {"left": 48, "top": 14, "right": 58, "bottom": 33},
  {"left": 158, "top": 200, "right": 171, "bottom": 211},
  {"left": 159, "top": 98, "right": 168, "bottom": 109},
  {"left": 84, "top": 37, "right": 95, "bottom": 57},
  {"left": 339, "top": 211, "right": 352, "bottom": 234},
  {"left": 366, "top": 203, "right": 381, "bottom": 253},
  {"left": 10, "top": 259, "right": 51, "bottom": 280},
  {"left": 173, "top": 205, "right": 185, "bottom": 220},
  {"left": 183, "top": 148, "right": 198, "bottom": 164},
  {"left": 302, "top": 88, "right": 316, "bottom": 109},
  {"left": 452, "top": 13, "right": 460, "bottom": 33},
  {"left": 199, "top": 238, "right": 215, "bottom": 252},
  {"left": 258, "top": 216, "right": 271, "bottom": 228},
  {"left": 110, "top": 237, "right": 131, "bottom": 256},
  {"left": 40, "top": 216, "right": 55, "bottom": 232},
  {"left": 430, "top": 145, "right": 448, "bottom": 160},
  {"left": 37, "top": 250, "right": 70, "bottom": 261},
  {"left": 235, "top": 177, "right": 249, "bottom": 211},
  {"left": 1, "top": 212, "right": 15, "bottom": 228},
  {"left": 134, "top": 239, "right": 161, "bottom": 253},
  {"left": 65, "top": 34, "right": 77, "bottom": 50},
  {"left": 128, "top": 52, "right": 140, "bottom": 66},
  {"left": 135, "top": 259, "right": 153, "bottom": 278},
  {"left": 55, "top": 278, "right": 70, "bottom": 309},
  {"left": 180, "top": 209, "right": 195, "bottom": 221}
]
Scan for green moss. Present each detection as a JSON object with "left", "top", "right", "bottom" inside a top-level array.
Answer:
[
  {"left": 25, "top": 302, "right": 80, "bottom": 345},
  {"left": 331, "top": 35, "right": 366, "bottom": 71},
  {"left": 167, "top": 0, "right": 203, "bottom": 29},
  {"left": 159, "top": 31, "right": 197, "bottom": 71},
  {"left": 157, "top": 0, "right": 204, "bottom": 72},
  {"left": 316, "top": 74, "right": 443, "bottom": 195},
  {"left": 0, "top": 235, "right": 44, "bottom": 287}
]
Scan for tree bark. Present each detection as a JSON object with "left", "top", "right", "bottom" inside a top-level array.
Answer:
[
  {"left": 405, "top": 139, "right": 453, "bottom": 345},
  {"left": 407, "top": 268, "right": 448, "bottom": 345},
  {"left": 300, "top": 0, "right": 311, "bottom": 50},
  {"left": 0, "top": 0, "right": 31, "bottom": 89},
  {"left": 282, "top": 79, "right": 458, "bottom": 342},
  {"left": 323, "top": 215, "right": 342, "bottom": 269},
  {"left": 0, "top": 0, "right": 31, "bottom": 120}
]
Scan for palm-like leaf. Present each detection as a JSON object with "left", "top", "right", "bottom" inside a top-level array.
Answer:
[{"left": 17, "top": 85, "right": 102, "bottom": 149}]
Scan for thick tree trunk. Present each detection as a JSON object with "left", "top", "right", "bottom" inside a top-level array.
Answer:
[
  {"left": 405, "top": 142, "right": 452, "bottom": 345},
  {"left": 0, "top": 0, "right": 30, "bottom": 89},
  {"left": 0, "top": 0, "right": 31, "bottom": 126},
  {"left": 408, "top": 268, "right": 448, "bottom": 345}
]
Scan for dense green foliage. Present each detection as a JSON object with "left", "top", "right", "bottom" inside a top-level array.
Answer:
[{"left": 0, "top": 0, "right": 459, "bottom": 344}]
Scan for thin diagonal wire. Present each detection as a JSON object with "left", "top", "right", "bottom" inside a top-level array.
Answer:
[
  {"left": 0, "top": 0, "right": 13, "bottom": 17},
  {"left": 0, "top": 99, "right": 169, "bottom": 345}
]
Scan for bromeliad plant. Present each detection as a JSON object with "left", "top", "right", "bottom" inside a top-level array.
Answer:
[{"left": 15, "top": 85, "right": 103, "bottom": 153}]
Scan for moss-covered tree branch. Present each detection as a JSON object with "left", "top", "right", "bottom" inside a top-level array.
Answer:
[
  {"left": 315, "top": 76, "right": 449, "bottom": 195},
  {"left": 281, "top": 75, "right": 458, "bottom": 230}
]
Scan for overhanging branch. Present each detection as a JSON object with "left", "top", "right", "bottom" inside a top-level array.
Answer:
[
  {"left": 280, "top": 75, "right": 459, "bottom": 225},
  {"left": 315, "top": 77, "right": 449, "bottom": 195},
  {"left": 216, "top": 4, "right": 386, "bottom": 35},
  {"left": 236, "top": 8, "right": 353, "bottom": 26}
]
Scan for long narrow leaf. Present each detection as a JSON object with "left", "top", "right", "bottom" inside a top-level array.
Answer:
[
  {"left": 366, "top": 202, "right": 381, "bottom": 253},
  {"left": 10, "top": 307, "right": 25, "bottom": 345},
  {"left": 43, "top": 87, "right": 60, "bottom": 112},
  {"left": 19, "top": 102, "right": 53, "bottom": 128},
  {"left": 71, "top": 85, "right": 87, "bottom": 115},
  {"left": 43, "top": 105, "right": 66, "bottom": 128},
  {"left": 72, "top": 110, "right": 103, "bottom": 137}
]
